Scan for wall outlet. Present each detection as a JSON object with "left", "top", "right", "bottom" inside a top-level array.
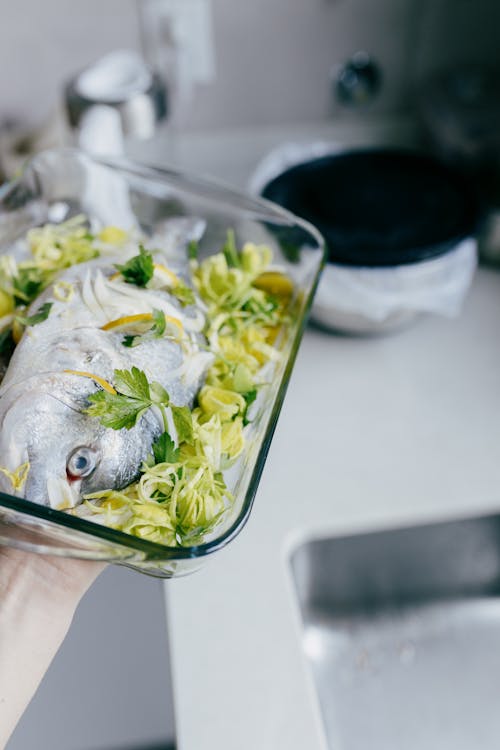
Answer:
[{"left": 138, "top": 0, "right": 216, "bottom": 98}]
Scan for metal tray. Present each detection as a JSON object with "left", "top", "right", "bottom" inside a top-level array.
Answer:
[{"left": 291, "top": 513, "right": 500, "bottom": 749}]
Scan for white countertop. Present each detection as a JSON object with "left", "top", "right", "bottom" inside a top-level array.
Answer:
[
  {"left": 129, "top": 115, "right": 419, "bottom": 190},
  {"left": 155, "top": 119, "right": 500, "bottom": 749}
]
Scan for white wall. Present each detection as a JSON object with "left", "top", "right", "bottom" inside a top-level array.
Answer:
[
  {"left": 0, "top": 0, "right": 499, "bottom": 132},
  {"left": 0, "top": 0, "right": 140, "bottom": 126}
]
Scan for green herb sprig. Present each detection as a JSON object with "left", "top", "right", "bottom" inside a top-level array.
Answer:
[
  {"left": 187, "top": 239, "right": 199, "bottom": 261},
  {"left": 13, "top": 267, "right": 47, "bottom": 305},
  {"left": 86, "top": 367, "right": 193, "bottom": 449},
  {"left": 114, "top": 245, "right": 154, "bottom": 287},
  {"left": 15, "top": 302, "right": 53, "bottom": 327},
  {"left": 150, "top": 432, "right": 179, "bottom": 464},
  {"left": 122, "top": 309, "right": 166, "bottom": 348}
]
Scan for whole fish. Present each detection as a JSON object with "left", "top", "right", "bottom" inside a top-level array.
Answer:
[{"left": 0, "top": 249, "right": 212, "bottom": 509}]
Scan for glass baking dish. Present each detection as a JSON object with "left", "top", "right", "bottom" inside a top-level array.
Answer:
[{"left": 0, "top": 148, "right": 324, "bottom": 576}]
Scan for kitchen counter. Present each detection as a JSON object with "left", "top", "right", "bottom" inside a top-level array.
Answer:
[
  {"left": 129, "top": 114, "right": 419, "bottom": 190},
  {"left": 154, "top": 119, "right": 500, "bottom": 749}
]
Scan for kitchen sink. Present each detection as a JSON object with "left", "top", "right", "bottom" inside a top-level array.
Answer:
[{"left": 290, "top": 514, "right": 500, "bottom": 750}]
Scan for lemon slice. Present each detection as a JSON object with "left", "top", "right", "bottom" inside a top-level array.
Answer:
[
  {"left": 101, "top": 312, "right": 184, "bottom": 340},
  {"left": 63, "top": 370, "right": 117, "bottom": 394},
  {"left": 150, "top": 263, "right": 179, "bottom": 289},
  {"left": 163, "top": 315, "right": 184, "bottom": 339},
  {"left": 253, "top": 271, "right": 294, "bottom": 298},
  {"left": 101, "top": 313, "right": 155, "bottom": 334},
  {"left": 98, "top": 226, "right": 128, "bottom": 245}
]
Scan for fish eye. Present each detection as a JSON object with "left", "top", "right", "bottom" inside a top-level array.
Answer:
[{"left": 67, "top": 446, "right": 99, "bottom": 479}]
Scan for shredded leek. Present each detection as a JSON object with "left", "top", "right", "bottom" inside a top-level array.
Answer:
[
  {"left": 0, "top": 215, "right": 101, "bottom": 311},
  {"left": 0, "top": 218, "right": 293, "bottom": 547},
  {"left": 0, "top": 461, "right": 30, "bottom": 492},
  {"left": 74, "top": 234, "right": 292, "bottom": 546},
  {"left": 27, "top": 214, "right": 99, "bottom": 272}
]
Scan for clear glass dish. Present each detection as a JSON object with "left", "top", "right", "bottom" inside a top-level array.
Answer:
[{"left": 0, "top": 148, "right": 324, "bottom": 576}]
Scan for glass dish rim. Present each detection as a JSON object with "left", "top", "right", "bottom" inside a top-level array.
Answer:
[{"left": 0, "top": 148, "right": 326, "bottom": 562}]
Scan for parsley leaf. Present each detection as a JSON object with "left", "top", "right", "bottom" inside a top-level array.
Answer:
[
  {"left": 171, "top": 405, "right": 193, "bottom": 445},
  {"left": 187, "top": 240, "right": 199, "bottom": 261},
  {"left": 86, "top": 390, "right": 151, "bottom": 430},
  {"left": 151, "top": 308, "right": 166, "bottom": 335},
  {"left": 0, "top": 303, "right": 52, "bottom": 362},
  {"left": 86, "top": 366, "right": 173, "bottom": 431},
  {"left": 16, "top": 302, "right": 53, "bottom": 327},
  {"left": 149, "top": 380, "right": 170, "bottom": 405},
  {"left": 85, "top": 366, "right": 196, "bottom": 448},
  {"left": 13, "top": 267, "right": 47, "bottom": 305},
  {"left": 244, "top": 389, "right": 257, "bottom": 407},
  {"left": 242, "top": 388, "right": 258, "bottom": 426},
  {"left": 114, "top": 245, "right": 154, "bottom": 287},
  {"left": 113, "top": 366, "right": 151, "bottom": 401},
  {"left": 86, "top": 367, "right": 153, "bottom": 429},
  {"left": 152, "top": 432, "right": 179, "bottom": 464},
  {"left": 122, "top": 309, "right": 166, "bottom": 348}
]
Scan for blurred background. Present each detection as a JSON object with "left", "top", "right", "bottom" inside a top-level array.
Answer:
[
  {"left": 3, "top": 2, "right": 500, "bottom": 749},
  {"left": 0, "top": 0, "right": 499, "bottom": 131},
  {"left": 0, "top": 0, "right": 499, "bottom": 139},
  {"left": 3, "top": 0, "right": 500, "bottom": 249}
]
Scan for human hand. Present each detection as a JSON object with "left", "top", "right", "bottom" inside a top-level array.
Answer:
[{"left": 0, "top": 545, "right": 104, "bottom": 748}]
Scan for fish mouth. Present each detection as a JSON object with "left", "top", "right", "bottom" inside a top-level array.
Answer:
[{"left": 46, "top": 475, "right": 82, "bottom": 510}]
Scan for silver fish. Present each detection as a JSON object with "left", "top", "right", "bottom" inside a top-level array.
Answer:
[{"left": 0, "top": 254, "right": 212, "bottom": 509}]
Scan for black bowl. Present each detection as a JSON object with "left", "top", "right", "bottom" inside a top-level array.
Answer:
[{"left": 261, "top": 148, "right": 479, "bottom": 267}]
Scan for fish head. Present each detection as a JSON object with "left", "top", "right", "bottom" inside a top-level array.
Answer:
[{"left": 0, "top": 375, "right": 157, "bottom": 508}]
